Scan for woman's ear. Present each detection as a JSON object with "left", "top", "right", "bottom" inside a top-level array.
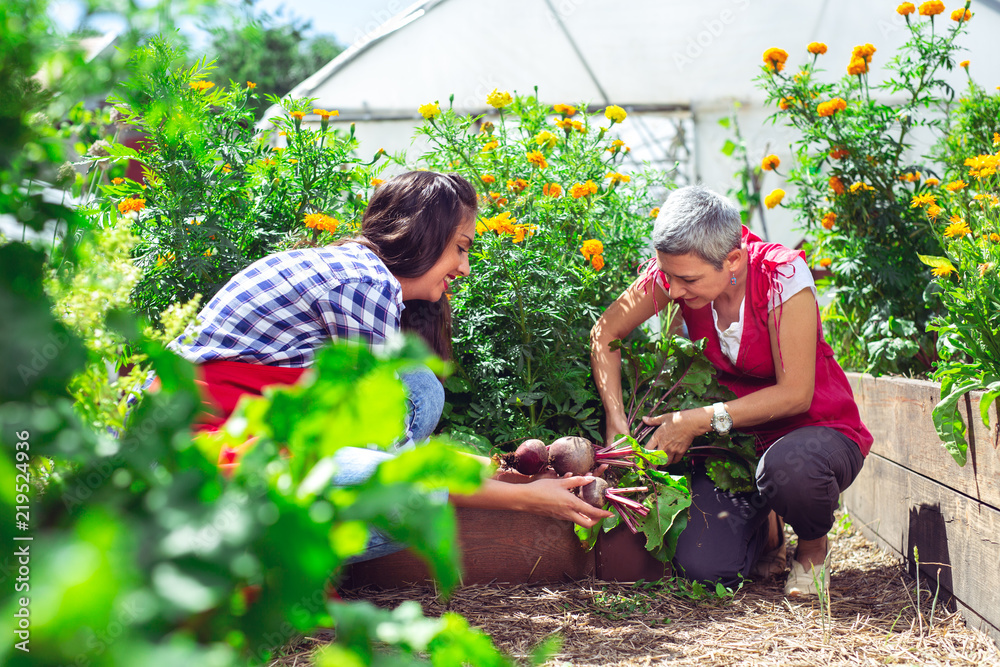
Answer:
[{"left": 726, "top": 248, "right": 743, "bottom": 273}]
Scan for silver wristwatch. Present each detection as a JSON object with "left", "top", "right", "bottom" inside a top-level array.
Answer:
[{"left": 710, "top": 402, "right": 733, "bottom": 435}]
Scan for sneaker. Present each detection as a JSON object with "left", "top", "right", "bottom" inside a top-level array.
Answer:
[{"left": 783, "top": 557, "right": 830, "bottom": 597}]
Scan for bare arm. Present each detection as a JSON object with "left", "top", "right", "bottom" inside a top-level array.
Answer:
[
  {"left": 590, "top": 276, "right": 670, "bottom": 443},
  {"left": 450, "top": 476, "right": 613, "bottom": 528},
  {"left": 643, "top": 288, "right": 819, "bottom": 463}
]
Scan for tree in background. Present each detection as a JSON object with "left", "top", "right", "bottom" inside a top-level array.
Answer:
[{"left": 201, "top": 0, "right": 343, "bottom": 119}]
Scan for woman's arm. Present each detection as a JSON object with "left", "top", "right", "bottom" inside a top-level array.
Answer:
[
  {"left": 643, "top": 288, "right": 819, "bottom": 463},
  {"left": 590, "top": 277, "right": 668, "bottom": 443},
  {"left": 450, "top": 476, "right": 614, "bottom": 528}
]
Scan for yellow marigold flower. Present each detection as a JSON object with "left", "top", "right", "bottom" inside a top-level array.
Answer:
[
  {"left": 190, "top": 80, "right": 214, "bottom": 92},
  {"left": 261, "top": 158, "right": 276, "bottom": 167},
  {"left": 111, "top": 177, "right": 125, "bottom": 185},
  {"left": 608, "top": 139, "right": 626, "bottom": 153},
  {"left": 926, "top": 204, "right": 942, "bottom": 218},
  {"left": 591, "top": 254, "right": 605, "bottom": 271},
  {"left": 951, "top": 8, "right": 972, "bottom": 21},
  {"left": 512, "top": 223, "right": 537, "bottom": 243},
  {"left": 847, "top": 57, "right": 869, "bottom": 76},
  {"left": 482, "top": 140, "right": 499, "bottom": 151},
  {"left": 819, "top": 257, "right": 833, "bottom": 268},
  {"left": 543, "top": 182, "right": 562, "bottom": 198},
  {"left": 605, "top": 105, "right": 627, "bottom": 124},
  {"left": 807, "top": 42, "right": 828, "bottom": 55},
  {"left": 948, "top": 215, "right": 964, "bottom": 226},
  {"left": 534, "top": 130, "right": 558, "bottom": 148},
  {"left": 924, "top": 177, "right": 940, "bottom": 186},
  {"left": 580, "top": 239, "right": 604, "bottom": 260},
  {"left": 481, "top": 211, "right": 517, "bottom": 236},
  {"left": 899, "top": 172, "right": 921, "bottom": 182},
  {"left": 313, "top": 108, "right": 338, "bottom": 119},
  {"left": 965, "top": 153, "right": 1000, "bottom": 179},
  {"left": 761, "top": 154, "right": 781, "bottom": 171},
  {"left": 304, "top": 213, "right": 339, "bottom": 233},
  {"left": 817, "top": 98, "right": 847, "bottom": 117},
  {"left": 764, "top": 189, "right": 785, "bottom": 209},
  {"left": 507, "top": 178, "right": 528, "bottom": 194},
  {"left": 418, "top": 102, "right": 440, "bottom": 119},
  {"left": 606, "top": 172, "right": 630, "bottom": 184},
  {"left": 118, "top": 197, "right": 146, "bottom": 214},
  {"left": 247, "top": 81, "right": 257, "bottom": 89},
  {"left": 762, "top": 47, "right": 789, "bottom": 72},
  {"left": 932, "top": 264, "right": 955, "bottom": 277},
  {"left": 829, "top": 176, "right": 846, "bottom": 195},
  {"left": 570, "top": 180, "right": 599, "bottom": 199},
  {"left": 849, "top": 181, "right": 874, "bottom": 194},
  {"left": 897, "top": 2, "right": 916, "bottom": 15},
  {"left": 960, "top": 60, "right": 970, "bottom": 69},
  {"left": 221, "top": 163, "right": 232, "bottom": 173},
  {"left": 974, "top": 193, "right": 1000, "bottom": 206},
  {"left": 526, "top": 150, "right": 548, "bottom": 169},
  {"left": 990, "top": 233, "right": 1000, "bottom": 242},
  {"left": 488, "top": 192, "right": 508, "bottom": 206},
  {"left": 650, "top": 207, "right": 660, "bottom": 218},
  {"left": 371, "top": 178, "right": 384, "bottom": 187},
  {"left": 553, "top": 103, "right": 577, "bottom": 116},
  {"left": 994, "top": 133, "right": 1000, "bottom": 147},
  {"left": 821, "top": 212, "right": 837, "bottom": 230},
  {"left": 943, "top": 220, "right": 972, "bottom": 237},
  {"left": 918, "top": 1, "right": 945, "bottom": 16},
  {"left": 778, "top": 97, "right": 795, "bottom": 110},
  {"left": 481, "top": 174, "right": 496, "bottom": 185},
  {"left": 486, "top": 89, "right": 513, "bottom": 109},
  {"left": 570, "top": 120, "right": 584, "bottom": 132},
  {"left": 288, "top": 111, "right": 305, "bottom": 120},
  {"left": 910, "top": 193, "right": 937, "bottom": 207}
]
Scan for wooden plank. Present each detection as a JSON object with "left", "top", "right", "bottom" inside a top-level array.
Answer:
[
  {"left": 843, "top": 453, "right": 1000, "bottom": 645},
  {"left": 847, "top": 373, "right": 1000, "bottom": 510},
  {"left": 342, "top": 507, "right": 595, "bottom": 588}
]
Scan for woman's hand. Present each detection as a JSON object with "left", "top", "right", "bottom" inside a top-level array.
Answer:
[
  {"left": 641, "top": 408, "right": 710, "bottom": 465},
  {"left": 519, "top": 475, "right": 614, "bottom": 528}
]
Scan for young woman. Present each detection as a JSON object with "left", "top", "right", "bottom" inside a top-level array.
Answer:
[
  {"left": 590, "top": 185, "right": 872, "bottom": 596},
  {"left": 170, "top": 171, "right": 611, "bottom": 560}
]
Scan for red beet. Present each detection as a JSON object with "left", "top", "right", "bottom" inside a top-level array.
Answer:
[
  {"left": 577, "top": 477, "right": 609, "bottom": 508},
  {"left": 548, "top": 436, "right": 596, "bottom": 476},
  {"left": 511, "top": 439, "right": 548, "bottom": 475}
]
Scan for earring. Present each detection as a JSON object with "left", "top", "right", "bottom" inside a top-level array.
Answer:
[{"left": 730, "top": 272, "right": 736, "bottom": 286}]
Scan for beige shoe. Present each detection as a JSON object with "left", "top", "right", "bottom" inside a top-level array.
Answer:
[{"left": 783, "top": 557, "right": 830, "bottom": 597}]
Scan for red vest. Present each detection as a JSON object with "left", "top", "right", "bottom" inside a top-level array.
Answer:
[{"left": 648, "top": 227, "right": 873, "bottom": 455}]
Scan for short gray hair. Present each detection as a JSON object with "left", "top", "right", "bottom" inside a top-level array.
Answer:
[{"left": 651, "top": 186, "right": 742, "bottom": 270}]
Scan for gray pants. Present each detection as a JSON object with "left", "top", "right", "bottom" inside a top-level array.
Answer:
[{"left": 673, "top": 426, "right": 864, "bottom": 587}]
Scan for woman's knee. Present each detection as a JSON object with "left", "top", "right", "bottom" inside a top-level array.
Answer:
[{"left": 400, "top": 365, "right": 444, "bottom": 442}]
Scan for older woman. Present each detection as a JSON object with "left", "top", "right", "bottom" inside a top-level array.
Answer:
[{"left": 590, "top": 185, "right": 872, "bottom": 596}]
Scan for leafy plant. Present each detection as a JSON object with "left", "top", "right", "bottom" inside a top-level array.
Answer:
[
  {"left": 755, "top": 3, "right": 976, "bottom": 375},
  {"left": 412, "top": 91, "right": 669, "bottom": 449}
]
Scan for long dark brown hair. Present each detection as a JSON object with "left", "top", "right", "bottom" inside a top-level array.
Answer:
[{"left": 354, "top": 171, "right": 477, "bottom": 360}]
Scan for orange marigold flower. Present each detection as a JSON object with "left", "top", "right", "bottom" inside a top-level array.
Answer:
[
  {"left": 605, "top": 105, "right": 627, "bottom": 124},
  {"left": 960, "top": 60, "right": 970, "bottom": 69},
  {"left": 488, "top": 192, "right": 509, "bottom": 206},
  {"left": 486, "top": 89, "right": 513, "bottom": 109},
  {"left": 762, "top": 47, "right": 789, "bottom": 72},
  {"left": 945, "top": 180, "right": 967, "bottom": 191},
  {"left": 847, "top": 57, "right": 869, "bottom": 76},
  {"left": 807, "top": 42, "right": 828, "bottom": 55},
  {"left": 821, "top": 212, "right": 837, "bottom": 230},
  {"left": 482, "top": 140, "right": 499, "bottom": 151},
  {"left": 371, "top": 178, "right": 384, "bottom": 187},
  {"left": 924, "top": 177, "right": 940, "bottom": 186},
  {"left": 118, "top": 197, "right": 146, "bottom": 215},
  {"left": 829, "top": 176, "right": 846, "bottom": 195},
  {"left": 304, "top": 213, "right": 339, "bottom": 233},
  {"left": 994, "top": 133, "right": 1000, "bottom": 147},
  {"left": 512, "top": 223, "right": 537, "bottom": 243},
  {"left": 111, "top": 177, "right": 125, "bottom": 185},
  {"left": 419, "top": 102, "right": 440, "bottom": 119},
  {"left": 943, "top": 219, "right": 972, "bottom": 237},
  {"left": 591, "top": 254, "right": 605, "bottom": 271},
  {"left": 849, "top": 181, "right": 874, "bottom": 194},
  {"left": 897, "top": 2, "right": 916, "bottom": 15},
  {"left": 313, "top": 108, "right": 338, "bottom": 119},
  {"left": 932, "top": 264, "right": 956, "bottom": 277},
  {"left": 852, "top": 43, "right": 876, "bottom": 60},
  {"left": 951, "top": 8, "right": 972, "bottom": 21},
  {"left": 607, "top": 139, "right": 626, "bottom": 153},
  {"left": 553, "top": 103, "right": 577, "bottom": 116},
  {"left": 481, "top": 211, "right": 517, "bottom": 236},
  {"left": 481, "top": 174, "right": 496, "bottom": 185},
  {"left": 555, "top": 118, "right": 576, "bottom": 132},
  {"left": 289, "top": 111, "right": 306, "bottom": 120},
  {"left": 580, "top": 239, "right": 604, "bottom": 260},
  {"left": 918, "top": 1, "right": 945, "bottom": 16},
  {"left": 221, "top": 163, "right": 232, "bottom": 173},
  {"left": 926, "top": 204, "right": 942, "bottom": 218},
  {"left": 948, "top": 214, "right": 964, "bottom": 225},
  {"left": 570, "top": 120, "right": 584, "bottom": 132},
  {"left": 778, "top": 97, "right": 795, "bottom": 110},
  {"left": 606, "top": 172, "right": 630, "bottom": 184},
  {"left": 910, "top": 193, "right": 937, "bottom": 207},
  {"left": 965, "top": 153, "right": 1000, "bottom": 179},
  {"left": 990, "top": 233, "right": 1000, "bottom": 242},
  {"left": 247, "top": 81, "right": 257, "bottom": 89},
  {"left": 190, "top": 80, "right": 214, "bottom": 92},
  {"left": 764, "top": 189, "right": 785, "bottom": 209},
  {"left": 899, "top": 172, "right": 921, "bottom": 183},
  {"left": 542, "top": 182, "right": 562, "bottom": 198},
  {"left": 526, "top": 150, "right": 548, "bottom": 169},
  {"left": 761, "top": 154, "right": 781, "bottom": 171},
  {"left": 650, "top": 207, "right": 660, "bottom": 218},
  {"left": 570, "top": 180, "right": 599, "bottom": 199},
  {"left": 819, "top": 257, "right": 833, "bottom": 268},
  {"left": 507, "top": 178, "right": 528, "bottom": 194},
  {"left": 817, "top": 98, "right": 847, "bottom": 117},
  {"left": 830, "top": 147, "right": 850, "bottom": 160}
]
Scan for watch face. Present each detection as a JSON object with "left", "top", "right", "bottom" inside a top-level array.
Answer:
[{"left": 712, "top": 407, "right": 732, "bottom": 433}]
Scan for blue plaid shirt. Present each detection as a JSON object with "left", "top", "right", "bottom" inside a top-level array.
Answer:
[{"left": 170, "top": 243, "right": 403, "bottom": 367}]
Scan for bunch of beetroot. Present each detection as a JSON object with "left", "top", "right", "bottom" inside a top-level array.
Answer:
[{"left": 499, "top": 436, "right": 651, "bottom": 534}]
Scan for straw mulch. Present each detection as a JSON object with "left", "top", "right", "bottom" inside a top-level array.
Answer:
[{"left": 270, "top": 520, "right": 1000, "bottom": 666}]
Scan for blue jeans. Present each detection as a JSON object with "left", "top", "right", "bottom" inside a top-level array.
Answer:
[{"left": 398, "top": 365, "right": 444, "bottom": 450}]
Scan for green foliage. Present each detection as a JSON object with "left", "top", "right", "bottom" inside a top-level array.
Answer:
[
  {"left": 756, "top": 6, "right": 977, "bottom": 375},
  {"left": 415, "top": 93, "right": 669, "bottom": 448},
  {"left": 100, "top": 36, "right": 383, "bottom": 319}
]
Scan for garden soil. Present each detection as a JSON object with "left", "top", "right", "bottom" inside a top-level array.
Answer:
[{"left": 271, "top": 517, "right": 1000, "bottom": 666}]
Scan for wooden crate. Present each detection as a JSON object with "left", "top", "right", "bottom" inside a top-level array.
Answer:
[{"left": 843, "top": 373, "right": 1000, "bottom": 646}]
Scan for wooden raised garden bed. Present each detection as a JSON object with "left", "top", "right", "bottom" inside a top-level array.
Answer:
[{"left": 843, "top": 373, "right": 1000, "bottom": 646}]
